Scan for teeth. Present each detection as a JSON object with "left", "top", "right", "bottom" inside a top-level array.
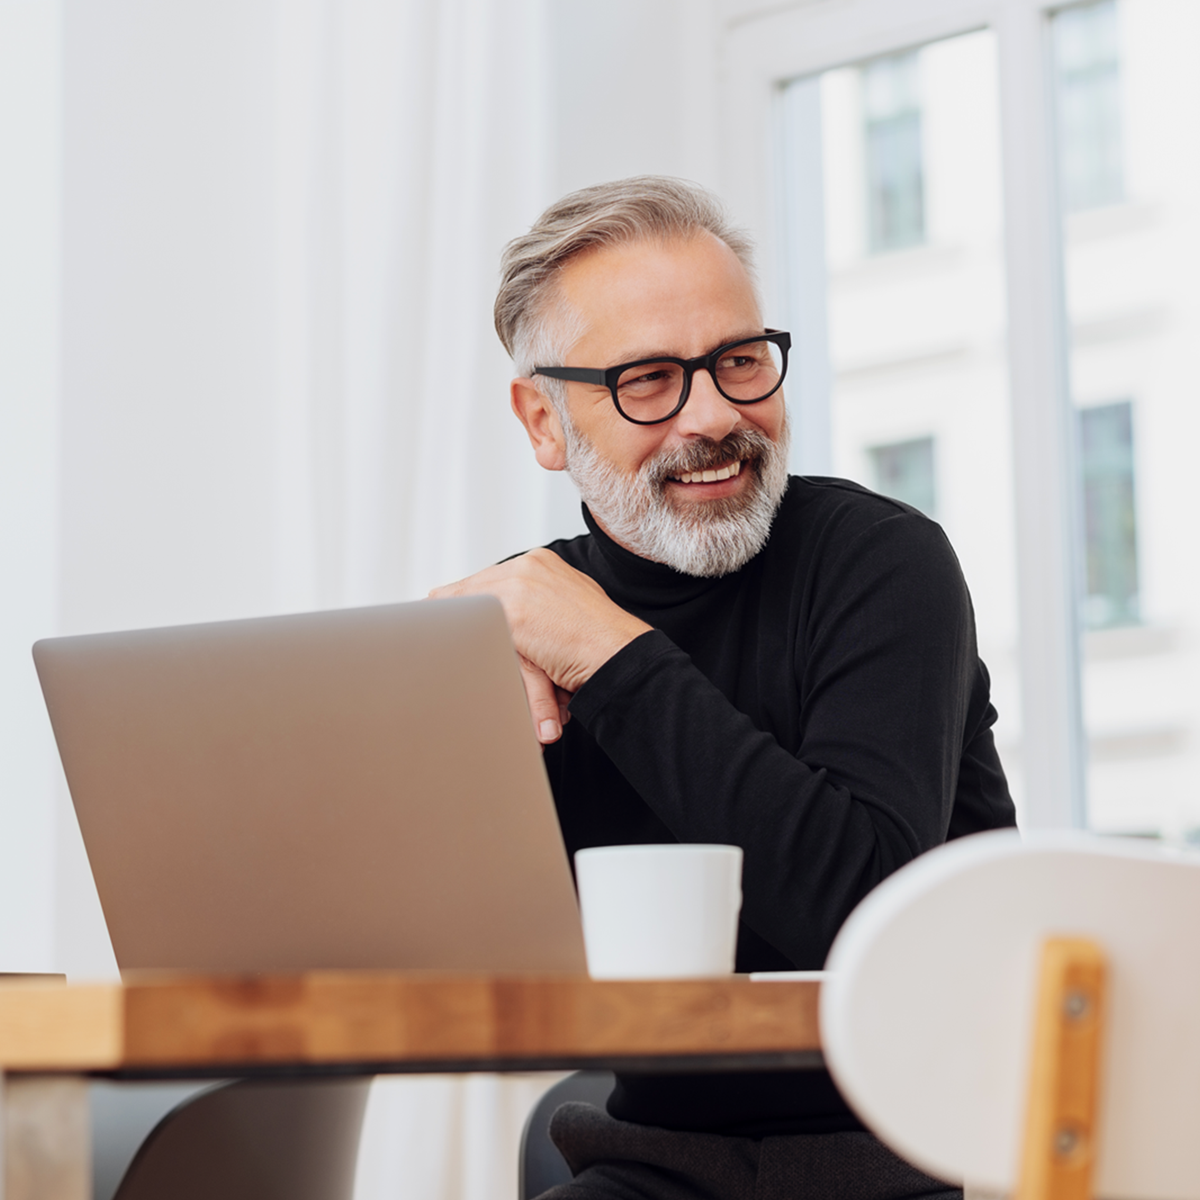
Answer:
[{"left": 674, "top": 460, "right": 743, "bottom": 484}]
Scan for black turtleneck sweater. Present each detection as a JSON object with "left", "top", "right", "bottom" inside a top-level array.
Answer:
[{"left": 542, "top": 475, "right": 1016, "bottom": 1137}]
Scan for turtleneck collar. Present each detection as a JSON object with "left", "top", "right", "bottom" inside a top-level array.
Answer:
[{"left": 581, "top": 504, "right": 729, "bottom": 610}]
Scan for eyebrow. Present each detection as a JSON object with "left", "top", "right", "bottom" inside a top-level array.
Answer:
[{"left": 601, "top": 328, "right": 768, "bottom": 368}]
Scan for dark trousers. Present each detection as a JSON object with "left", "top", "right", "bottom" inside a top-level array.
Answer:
[{"left": 540, "top": 1102, "right": 961, "bottom": 1200}]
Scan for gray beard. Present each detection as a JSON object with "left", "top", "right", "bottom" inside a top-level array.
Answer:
[{"left": 561, "top": 412, "right": 791, "bottom": 578}]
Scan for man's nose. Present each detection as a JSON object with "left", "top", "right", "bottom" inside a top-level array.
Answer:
[{"left": 673, "top": 368, "right": 741, "bottom": 440}]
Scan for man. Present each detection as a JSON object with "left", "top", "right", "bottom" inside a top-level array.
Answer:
[{"left": 432, "top": 176, "right": 1016, "bottom": 1199}]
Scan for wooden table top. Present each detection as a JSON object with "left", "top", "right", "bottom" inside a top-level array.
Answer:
[{"left": 0, "top": 973, "right": 822, "bottom": 1078}]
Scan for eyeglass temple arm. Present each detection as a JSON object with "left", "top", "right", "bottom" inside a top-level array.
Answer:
[{"left": 532, "top": 366, "right": 607, "bottom": 384}]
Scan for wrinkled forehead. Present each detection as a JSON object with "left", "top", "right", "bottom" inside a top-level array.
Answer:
[{"left": 550, "top": 232, "right": 764, "bottom": 365}]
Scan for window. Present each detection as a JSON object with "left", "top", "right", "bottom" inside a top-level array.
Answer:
[
  {"left": 870, "top": 437, "right": 936, "bottom": 518},
  {"left": 863, "top": 51, "right": 925, "bottom": 253},
  {"left": 1054, "top": 0, "right": 1123, "bottom": 212},
  {"left": 1079, "top": 402, "right": 1139, "bottom": 629},
  {"left": 742, "top": 0, "right": 1200, "bottom": 835}
]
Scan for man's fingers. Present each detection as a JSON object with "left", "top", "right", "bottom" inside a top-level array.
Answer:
[
  {"left": 555, "top": 685, "right": 573, "bottom": 729},
  {"left": 520, "top": 656, "right": 566, "bottom": 744},
  {"left": 429, "top": 550, "right": 650, "bottom": 695}
]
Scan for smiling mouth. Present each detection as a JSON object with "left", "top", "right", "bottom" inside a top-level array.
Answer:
[{"left": 670, "top": 460, "right": 744, "bottom": 485}]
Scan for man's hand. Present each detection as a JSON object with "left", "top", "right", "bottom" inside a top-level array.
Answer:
[{"left": 430, "top": 549, "right": 651, "bottom": 744}]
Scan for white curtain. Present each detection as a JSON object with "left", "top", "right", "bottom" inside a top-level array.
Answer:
[
  {"left": 269, "top": 0, "right": 561, "bottom": 616},
  {"left": 270, "top": 2, "right": 572, "bottom": 1196},
  {"left": 355, "top": 1072, "right": 566, "bottom": 1200}
]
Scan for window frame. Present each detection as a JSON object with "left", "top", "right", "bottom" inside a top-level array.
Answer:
[{"left": 722, "top": 0, "right": 1099, "bottom": 830}]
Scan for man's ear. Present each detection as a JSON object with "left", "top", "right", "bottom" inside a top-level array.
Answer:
[{"left": 511, "top": 378, "right": 568, "bottom": 472}]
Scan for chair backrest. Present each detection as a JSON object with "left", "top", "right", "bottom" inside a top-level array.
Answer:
[
  {"left": 91, "top": 1081, "right": 211, "bottom": 1200},
  {"left": 110, "top": 1078, "right": 370, "bottom": 1200},
  {"left": 519, "top": 1071, "right": 615, "bottom": 1200},
  {"left": 821, "top": 830, "right": 1200, "bottom": 1200}
]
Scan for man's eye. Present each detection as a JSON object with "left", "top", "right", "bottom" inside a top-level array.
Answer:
[
  {"left": 618, "top": 364, "right": 678, "bottom": 393},
  {"left": 717, "top": 354, "right": 759, "bottom": 372}
]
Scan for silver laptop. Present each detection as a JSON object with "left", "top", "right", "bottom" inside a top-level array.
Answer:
[{"left": 33, "top": 596, "right": 586, "bottom": 975}]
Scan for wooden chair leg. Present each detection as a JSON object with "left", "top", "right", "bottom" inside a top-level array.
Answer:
[{"left": 1016, "top": 938, "right": 1107, "bottom": 1200}]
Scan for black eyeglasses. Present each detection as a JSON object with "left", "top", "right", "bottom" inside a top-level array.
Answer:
[{"left": 534, "top": 329, "right": 791, "bottom": 426}]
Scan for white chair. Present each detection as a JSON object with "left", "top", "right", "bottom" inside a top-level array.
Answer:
[{"left": 821, "top": 830, "right": 1200, "bottom": 1200}]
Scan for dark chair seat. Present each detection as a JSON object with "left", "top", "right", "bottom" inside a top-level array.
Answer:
[
  {"left": 92, "top": 1077, "right": 370, "bottom": 1200},
  {"left": 519, "top": 1071, "right": 615, "bottom": 1200}
]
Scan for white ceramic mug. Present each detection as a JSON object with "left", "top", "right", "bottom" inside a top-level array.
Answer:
[{"left": 574, "top": 844, "right": 744, "bottom": 979}]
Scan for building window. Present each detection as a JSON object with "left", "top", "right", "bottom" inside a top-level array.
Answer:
[
  {"left": 869, "top": 436, "right": 936, "bottom": 517},
  {"left": 863, "top": 50, "right": 925, "bottom": 253},
  {"left": 1079, "top": 401, "right": 1139, "bottom": 628},
  {"left": 1054, "top": 0, "right": 1124, "bottom": 212}
]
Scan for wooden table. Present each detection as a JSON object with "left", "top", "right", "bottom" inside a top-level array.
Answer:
[{"left": 0, "top": 972, "right": 822, "bottom": 1198}]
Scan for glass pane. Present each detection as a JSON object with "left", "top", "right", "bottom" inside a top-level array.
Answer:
[
  {"left": 863, "top": 52, "right": 925, "bottom": 252},
  {"left": 1056, "top": 0, "right": 1124, "bottom": 212},
  {"left": 779, "top": 30, "right": 1025, "bottom": 811},
  {"left": 1079, "top": 401, "right": 1139, "bottom": 630},
  {"left": 870, "top": 436, "right": 937, "bottom": 518},
  {"left": 1053, "top": 0, "right": 1200, "bottom": 839}
]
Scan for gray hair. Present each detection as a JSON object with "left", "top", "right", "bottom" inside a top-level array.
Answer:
[{"left": 495, "top": 176, "right": 759, "bottom": 399}]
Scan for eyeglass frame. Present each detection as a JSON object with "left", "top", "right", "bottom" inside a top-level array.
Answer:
[{"left": 532, "top": 329, "right": 792, "bottom": 426}]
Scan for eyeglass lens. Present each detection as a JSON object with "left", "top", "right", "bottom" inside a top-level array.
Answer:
[{"left": 615, "top": 338, "right": 784, "bottom": 422}]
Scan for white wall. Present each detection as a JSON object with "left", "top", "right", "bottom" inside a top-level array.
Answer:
[
  {"left": 549, "top": 0, "right": 720, "bottom": 197},
  {"left": 59, "top": 0, "right": 280, "bottom": 640},
  {"left": 0, "top": 0, "right": 61, "bottom": 972}
]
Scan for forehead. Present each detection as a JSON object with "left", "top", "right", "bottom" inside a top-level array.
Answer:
[{"left": 555, "top": 232, "right": 763, "bottom": 363}]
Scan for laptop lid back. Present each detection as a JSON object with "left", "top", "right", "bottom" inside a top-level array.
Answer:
[{"left": 34, "top": 596, "right": 586, "bottom": 974}]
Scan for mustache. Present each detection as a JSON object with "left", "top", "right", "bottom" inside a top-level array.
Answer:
[{"left": 643, "top": 429, "right": 774, "bottom": 486}]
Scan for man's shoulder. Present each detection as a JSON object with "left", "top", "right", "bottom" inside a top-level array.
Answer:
[
  {"left": 774, "top": 474, "right": 941, "bottom": 544},
  {"left": 771, "top": 475, "right": 965, "bottom": 602},
  {"left": 543, "top": 528, "right": 595, "bottom": 572},
  {"left": 782, "top": 472, "right": 914, "bottom": 509}
]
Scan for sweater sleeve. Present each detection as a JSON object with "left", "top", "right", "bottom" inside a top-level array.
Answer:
[{"left": 566, "top": 511, "right": 1001, "bottom": 968}]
